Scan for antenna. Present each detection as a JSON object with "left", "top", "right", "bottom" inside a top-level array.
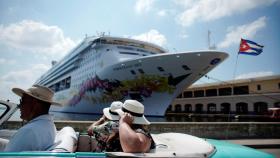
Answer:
[
  {"left": 96, "top": 31, "right": 105, "bottom": 37},
  {"left": 208, "top": 30, "right": 216, "bottom": 50}
]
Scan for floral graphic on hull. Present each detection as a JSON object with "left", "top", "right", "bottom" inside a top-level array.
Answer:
[
  {"left": 68, "top": 75, "right": 176, "bottom": 106},
  {"left": 68, "top": 73, "right": 191, "bottom": 106}
]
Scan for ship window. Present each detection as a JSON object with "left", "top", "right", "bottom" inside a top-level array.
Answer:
[
  {"left": 233, "top": 86, "right": 249, "bottom": 95},
  {"left": 119, "top": 52, "right": 139, "bottom": 55},
  {"left": 66, "top": 77, "right": 71, "bottom": 88},
  {"left": 257, "top": 84, "right": 261, "bottom": 90},
  {"left": 94, "top": 39, "right": 106, "bottom": 44},
  {"left": 60, "top": 79, "right": 66, "bottom": 90},
  {"left": 194, "top": 90, "right": 204, "bottom": 97},
  {"left": 138, "top": 69, "right": 145, "bottom": 74},
  {"left": 182, "top": 65, "right": 190, "bottom": 71},
  {"left": 206, "top": 89, "right": 217, "bottom": 97},
  {"left": 219, "top": 87, "right": 232, "bottom": 96},
  {"left": 183, "top": 91, "right": 192, "bottom": 98},
  {"left": 130, "top": 70, "right": 136, "bottom": 75},
  {"left": 157, "top": 67, "right": 164, "bottom": 72},
  {"left": 118, "top": 46, "right": 135, "bottom": 51},
  {"left": 55, "top": 83, "right": 60, "bottom": 92},
  {"left": 137, "top": 49, "right": 148, "bottom": 53}
]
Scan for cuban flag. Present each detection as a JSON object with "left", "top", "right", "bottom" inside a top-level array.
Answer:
[{"left": 238, "top": 39, "right": 264, "bottom": 56}]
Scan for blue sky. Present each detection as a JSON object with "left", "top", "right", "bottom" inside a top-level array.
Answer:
[{"left": 0, "top": 0, "right": 280, "bottom": 102}]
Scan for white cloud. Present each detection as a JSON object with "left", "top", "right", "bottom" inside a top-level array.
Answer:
[
  {"left": 173, "top": 0, "right": 197, "bottom": 9},
  {"left": 157, "top": 10, "right": 167, "bottom": 17},
  {"left": 218, "top": 16, "right": 266, "bottom": 48},
  {"left": 135, "top": 0, "right": 155, "bottom": 14},
  {"left": 0, "top": 63, "right": 50, "bottom": 102},
  {"left": 235, "top": 71, "right": 274, "bottom": 79},
  {"left": 176, "top": 0, "right": 276, "bottom": 27},
  {"left": 0, "top": 20, "right": 76, "bottom": 59},
  {"left": 156, "top": 9, "right": 176, "bottom": 17},
  {"left": 132, "top": 29, "right": 167, "bottom": 47}
]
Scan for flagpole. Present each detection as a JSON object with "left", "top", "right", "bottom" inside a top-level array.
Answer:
[
  {"left": 233, "top": 39, "right": 243, "bottom": 80},
  {"left": 226, "top": 40, "right": 241, "bottom": 139},
  {"left": 233, "top": 53, "right": 239, "bottom": 80}
]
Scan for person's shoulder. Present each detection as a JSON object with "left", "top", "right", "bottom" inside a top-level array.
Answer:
[{"left": 14, "top": 123, "right": 36, "bottom": 139}]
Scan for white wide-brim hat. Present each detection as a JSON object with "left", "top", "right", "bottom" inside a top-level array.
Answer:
[
  {"left": 103, "top": 101, "right": 123, "bottom": 120},
  {"left": 12, "top": 85, "right": 61, "bottom": 106},
  {"left": 116, "top": 100, "right": 150, "bottom": 125}
]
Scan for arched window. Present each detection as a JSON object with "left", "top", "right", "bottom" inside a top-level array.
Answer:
[
  {"left": 184, "top": 104, "right": 192, "bottom": 113},
  {"left": 254, "top": 102, "right": 268, "bottom": 114},
  {"left": 221, "top": 103, "right": 231, "bottom": 114},
  {"left": 195, "top": 104, "right": 203, "bottom": 113},
  {"left": 207, "top": 103, "right": 216, "bottom": 114},
  {"left": 236, "top": 102, "right": 248, "bottom": 114},
  {"left": 175, "top": 104, "right": 182, "bottom": 113},
  {"left": 274, "top": 102, "right": 280, "bottom": 108}
]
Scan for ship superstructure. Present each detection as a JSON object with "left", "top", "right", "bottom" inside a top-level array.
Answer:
[{"left": 35, "top": 36, "right": 228, "bottom": 116}]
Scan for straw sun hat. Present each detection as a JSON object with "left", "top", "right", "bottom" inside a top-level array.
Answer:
[
  {"left": 12, "top": 85, "right": 61, "bottom": 106},
  {"left": 103, "top": 101, "right": 123, "bottom": 120},
  {"left": 116, "top": 100, "right": 150, "bottom": 125}
]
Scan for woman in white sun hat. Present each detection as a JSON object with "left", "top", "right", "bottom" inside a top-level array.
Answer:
[
  {"left": 116, "top": 100, "right": 155, "bottom": 153},
  {"left": 1, "top": 85, "right": 61, "bottom": 152},
  {"left": 87, "top": 101, "right": 123, "bottom": 152}
]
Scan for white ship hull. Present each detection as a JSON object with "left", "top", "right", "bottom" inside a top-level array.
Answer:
[{"left": 35, "top": 36, "right": 228, "bottom": 116}]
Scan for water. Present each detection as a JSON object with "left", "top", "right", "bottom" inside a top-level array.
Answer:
[{"left": 8, "top": 109, "right": 276, "bottom": 122}]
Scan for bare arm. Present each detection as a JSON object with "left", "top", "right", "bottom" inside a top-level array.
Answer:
[
  {"left": 119, "top": 113, "right": 151, "bottom": 153},
  {"left": 87, "top": 115, "right": 107, "bottom": 136}
]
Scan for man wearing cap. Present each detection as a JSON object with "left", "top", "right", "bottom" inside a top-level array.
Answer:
[
  {"left": 3, "top": 85, "right": 61, "bottom": 151},
  {"left": 116, "top": 100, "right": 155, "bottom": 153}
]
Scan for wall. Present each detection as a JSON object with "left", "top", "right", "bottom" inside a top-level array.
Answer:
[{"left": 2, "top": 121, "right": 280, "bottom": 139}]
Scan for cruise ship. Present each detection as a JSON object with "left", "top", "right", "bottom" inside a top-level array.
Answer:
[{"left": 35, "top": 35, "right": 228, "bottom": 116}]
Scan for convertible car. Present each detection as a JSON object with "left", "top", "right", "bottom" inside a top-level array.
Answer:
[{"left": 0, "top": 100, "right": 275, "bottom": 158}]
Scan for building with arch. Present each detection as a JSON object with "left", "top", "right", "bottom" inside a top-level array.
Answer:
[{"left": 169, "top": 75, "right": 280, "bottom": 115}]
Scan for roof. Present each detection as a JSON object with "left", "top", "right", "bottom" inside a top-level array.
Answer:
[{"left": 189, "top": 75, "right": 280, "bottom": 89}]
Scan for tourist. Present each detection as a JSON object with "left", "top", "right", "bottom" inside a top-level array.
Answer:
[
  {"left": 116, "top": 100, "right": 155, "bottom": 153},
  {"left": 1, "top": 85, "right": 61, "bottom": 151},
  {"left": 87, "top": 101, "right": 123, "bottom": 152}
]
